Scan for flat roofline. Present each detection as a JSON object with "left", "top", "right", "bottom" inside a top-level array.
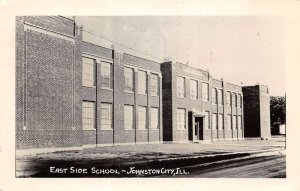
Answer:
[
  {"left": 174, "top": 62, "right": 209, "bottom": 74},
  {"left": 123, "top": 53, "right": 160, "bottom": 65},
  {"left": 227, "top": 82, "right": 242, "bottom": 88},
  {"left": 82, "top": 41, "right": 160, "bottom": 64},
  {"left": 82, "top": 41, "right": 113, "bottom": 51},
  {"left": 58, "top": 16, "right": 75, "bottom": 21}
]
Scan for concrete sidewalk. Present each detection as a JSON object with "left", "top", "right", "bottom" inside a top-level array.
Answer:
[{"left": 16, "top": 138, "right": 285, "bottom": 177}]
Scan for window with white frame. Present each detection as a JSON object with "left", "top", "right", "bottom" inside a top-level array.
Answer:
[
  {"left": 202, "top": 83, "right": 209, "bottom": 101},
  {"left": 237, "top": 94, "right": 242, "bottom": 108},
  {"left": 101, "top": 62, "right": 112, "bottom": 89},
  {"left": 124, "top": 67, "right": 134, "bottom": 92},
  {"left": 218, "top": 89, "right": 223, "bottom": 105},
  {"left": 124, "top": 105, "right": 134, "bottom": 130},
  {"left": 150, "top": 74, "right": 159, "bottom": 96},
  {"left": 212, "top": 113, "right": 217, "bottom": 130},
  {"left": 138, "top": 71, "right": 147, "bottom": 94},
  {"left": 177, "top": 108, "right": 186, "bottom": 130},
  {"left": 238, "top": 115, "right": 242, "bottom": 129},
  {"left": 212, "top": 88, "right": 217, "bottom": 104},
  {"left": 82, "top": 101, "right": 95, "bottom": 130},
  {"left": 218, "top": 114, "right": 224, "bottom": 129},
  {"left": 227, "top": 114, "right": 232, "bottom": 130},
  {"left": 237, "top": 94, "right": 241, "bottom": 108},
  {"left": 151, "top": 107, "right": 159, "bottom": 129},
  {"left": 138, "top": 106, "right": 147, "bottom": 129},
  {"left": 82, "top": 57, "right": 95, "bottom": 87},
  {"left": 240, "top": 95, "right": 243, "bottom": 108},
  {"left": 177, "top": 76, "right": 185, "bottom": 98},
  {"left": 232, "top": 93, "right": 236, "bottom": 107},
  {"left": 226, "top": 91, "right": 232, "bottom": 106},
  {"left": 232, "top": 115, "right": 237, "bottom": 130},
  {"left": 101, "top": 103, "right": 112, "bottom": 130},
  {"left": 190, "top": 79, "right": 198, "bottom": 100},
  {"left": 204, "top": 111, "right": 210, "bottom": 130}
]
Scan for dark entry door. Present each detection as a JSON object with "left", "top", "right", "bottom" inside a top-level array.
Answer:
[{"left": 195, "top": 117, "right": 203, "bottom": 140}]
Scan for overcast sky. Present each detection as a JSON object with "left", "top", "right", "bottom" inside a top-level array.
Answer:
[{"left": 76, "top": 16, "right": 286, "bottom": 96}]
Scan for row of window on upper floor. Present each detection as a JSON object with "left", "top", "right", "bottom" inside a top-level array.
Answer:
[
  {"left": 176, "top": 76, "right": 242, "bottom": 108},
  {"left": 82, "top": 57, "right": 159, "bottom": 96}
]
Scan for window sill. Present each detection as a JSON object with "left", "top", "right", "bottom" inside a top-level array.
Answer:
[
  {"left": 124, "top": 91, "right": 134, "bottom": 94},
  {"left": 82, "top": 85, "right": 96, "bottom": 88},
  {"left": 151, "top": 95, "right": 159, "bottom": 97},
  {"left": 101, "top": 87, "right": 113, "bottom": 91},
  {"left": 125, "top": 129, "right": 135, "bottom": 131},
  {"left": 177, "top": 96, "right": 186, "bottom": 99},
  {"left": 150, "top": 128, "right": 160, "bottom": 131},
  {"left": 138, "top": 93, "right": 148, "bottom": 96},
  {"left": 138, "top": 129, "right": 148, "bottom": 131},
  {"left": 101, "top": 128, "right": 113, "bottom": 131},
  {"left": 83, "top": 129, "right": 96, "bottom": 131}
]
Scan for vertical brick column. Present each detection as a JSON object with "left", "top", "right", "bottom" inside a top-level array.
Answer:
[
  {"left": 231, "top": 93, "right": 234, "bottom": 140},
  {"left": 208, "top": 74, "right": 213, "bottom": 142},
  {"left": 222, "top": 80, "right": 226, "bottom": 140},
  {"left": 96, "top": 58, "right": 102, "bottom": 145},
  {"left": 236, "top": 94, "right": 239, "bottom": 139},
  {"left": 158, "top": 74, "right": 163, "bottom": 142},
  {"left": 74, "top": 25, "right": 83, "bottom": 146},
  {"left": 113, "top": 51, "right": 124, "bottom": 143},
  {"left": 241, "top": 94, "right": 244, "bottom": 139},
  {"left": 146, "top": 71, "right": 151, "bottom": 142},
  {"left": 133, "top": 68, "right": 139, "bottom": 142}
]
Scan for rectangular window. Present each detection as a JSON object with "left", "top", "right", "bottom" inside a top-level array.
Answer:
[
  {"left": 240, "top": 95, "right": 243, "bottom": 108},
  {"left": 227, "top": 114, "right": 232, "bottom": 130},
  {"left": 212, "top": 88, "right": 217, "bottom": 104},
  {"left": 190, "top": 79, "right": 198, "bottom": 100},
  {"left": 177, "top": 108, "right": 186, "bottom": 130},
  {"left": 237, "top": 94, "right": 242, "bottom": 108},
  {"left": 238, "top": 115, "right": 242, "bottom": 129},
  {"left": 138, "top": 106, "right": 147, "bottom": 129},
  {"left": 204, "top": 111, "right": 210, "bottom": 130},
  {"left": 124, "top": 105, "right": 134, "bottom": 130},
  {"left": 101, "top": 62, "right": 112, "bottom": 89},
  {"left": 82, "top": 101, "right": 95, "bottom": 130},
  {"left": 218, "top": 89, "right": 223, "bottom": 105},
  {"left": 218, "top": 114, "right": 224, "bottom": 129},
  {"left": 202, "top": 83, "right": 209, "bottom": 101},
  {"left": 212, "top": 113, "right": 217, "bottom": 130},
  {"left": 226, "top": 91, "right": 232, "bottom": 106},
  {"left": 82, "top": 57, "right": 95, "bottom": 87},
  {"left": 232, "top": 93, "right": 236, "bottom": 107},
  {"left": 151, "top": 107, "right": 159, "bottom": 129},
  {"left": 232, "top": 115, "right": 237, "bottom": 130},
  {"left": 138, "top": 71, "right": 147, "bottom": 94},
  {"left": 150, "top": 74, "right": 159, "bottom": 96},
  {"left": 177, "top": 76, "right": 185, "bottom": 98},
  {"left": 124, "top": 67, "right": 134, "bottom": 92},
  {"left": 101, "top": 103, "right": 112, "bottom": 130}
]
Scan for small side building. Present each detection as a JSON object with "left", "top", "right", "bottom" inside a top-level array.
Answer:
[{"left": 242, "top": 84, "right": 271, "bottom": 139}]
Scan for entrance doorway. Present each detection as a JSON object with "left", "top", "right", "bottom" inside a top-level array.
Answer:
[
  {"left": 195, "top": 117, "right": 203, "bottom": 140},
  {"left": 188, "top": 111, "right": 204, "bottom": 142}
]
